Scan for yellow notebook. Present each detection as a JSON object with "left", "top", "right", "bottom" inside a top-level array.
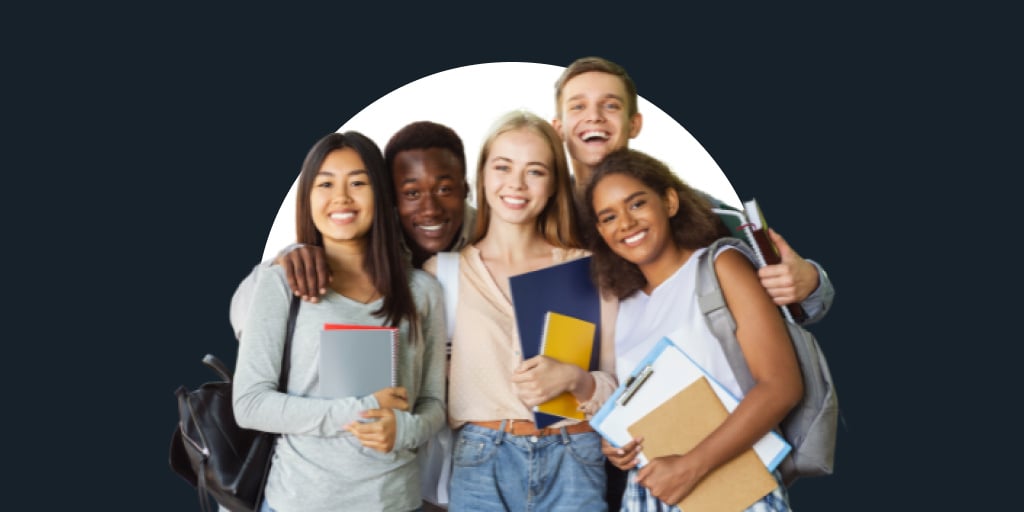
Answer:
[
  {"left": 627, "top": 376, "right": 778, "bottom": 512},
  {"left": 534, "top": 311, "right": 596, "bottom": 421}
]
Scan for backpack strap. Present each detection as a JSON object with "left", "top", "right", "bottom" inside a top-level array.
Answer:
[
  {"left": 435, "top": 252, "right": 459, "bottom": 340},
  {"left": 696, "top": 237, "right": 759, "bottom": 393},
  {"left": 699, "top": 237, "right": 840, "bottom": 486}
]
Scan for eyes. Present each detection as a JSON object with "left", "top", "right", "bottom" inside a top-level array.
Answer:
[
  {"left": 401, "top": 183, "right": 458, "bottom": 201},
  {"left": 597, "top": 198, "right": 647, "bottom": 225},
  {"left": 492, "top": 163, "right": 548, "bottom": 177},
  {"left": 567, "top": 100, "right": 623, "bottom": 113},
  {"left": 314, "top": 176, "right": 369, "bottom": 190}
]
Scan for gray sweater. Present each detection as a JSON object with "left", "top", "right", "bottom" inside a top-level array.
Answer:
[{"left": 233, "top": 265, "right": 447, "bottom": 512}]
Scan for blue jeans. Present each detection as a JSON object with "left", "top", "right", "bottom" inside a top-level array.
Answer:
[
  {"left": 260, "top": 498, "right": 422, "bottom": 512},
  {"left": 448, "top": 422, "right": 607, "bottom": 511}
]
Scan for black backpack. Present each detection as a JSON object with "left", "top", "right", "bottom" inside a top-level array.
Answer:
[{"left": 169, "top": 297, "right": 299, "bottom": 511}]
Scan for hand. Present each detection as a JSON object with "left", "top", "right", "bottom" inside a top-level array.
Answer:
[
  {"left": 756, "top": 228, "right": 820, "bottom": 305},
  {"left": 510, "top": 356, "right": 586, "bottom": 407},
  {"left": 275, "top": 244, "right": 331, "bottom": 303},
  {"left": 373, "top": 386, "right": 409, "bottom": 412},
  {"left": 636, "top": 454, "right": 709, "bottom": 506},
  {"left": 345, "top": 408, "right": 398, "bottom": 453},
  {"left": 602, "top": 437, "right": 643, "bottom": 471}
]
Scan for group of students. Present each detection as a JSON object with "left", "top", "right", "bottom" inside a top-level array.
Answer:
[{"left": 229, "top": 57, "right": 835, "bottom": 512}]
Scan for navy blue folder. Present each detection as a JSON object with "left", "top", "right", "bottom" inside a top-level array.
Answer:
[{"left": 508, "top": 256, "right": 601, "bottom": 427}]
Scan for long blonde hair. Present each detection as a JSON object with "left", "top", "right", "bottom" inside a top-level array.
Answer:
[{"left": 469, "top": 110, "right": 582, "bottom": 249}]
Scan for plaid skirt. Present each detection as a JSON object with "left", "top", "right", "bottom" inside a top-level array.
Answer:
[{"left": 620, "top": 467, "right": 791, "bottom": 512}]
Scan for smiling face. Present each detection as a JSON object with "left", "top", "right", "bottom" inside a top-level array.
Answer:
[
  {"left": 591, "top": 172, "right": 678, "bottom": 270},
  {"left": 552, "top": 71, "right": 643, "bottom": 180},
  {"left": 482, "top": 128, "right": 556, "bottom": 227},
  {"left": 392, "top": 147, "right": 467, "bottom": 257},
  {"left": 310, "top": 148, "right": 375, "bottom": 245}
]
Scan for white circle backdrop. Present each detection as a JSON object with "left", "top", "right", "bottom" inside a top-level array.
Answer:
[{"left": 261, "top": 62, "right": 740, "bottom": 261}]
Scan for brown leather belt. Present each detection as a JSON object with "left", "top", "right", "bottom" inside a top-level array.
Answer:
[{"left": 468, "top": 419, "right": 594, "bottom": 437}]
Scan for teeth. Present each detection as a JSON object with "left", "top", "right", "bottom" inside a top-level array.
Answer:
[
  {"left": 419, "top": 224, "right": 443, "bottom": 232},
  {"left": 581, "top": 130, "right": 609, "bottom": 142},
  {"left": 624, "top": 231, "right": 646, "bottom": 244},
  {"left": 330, "top": 212, "right": 355, "bottom": 220},
  {"left": 503, "top": 197, "right": 527, "bottom": 206}
]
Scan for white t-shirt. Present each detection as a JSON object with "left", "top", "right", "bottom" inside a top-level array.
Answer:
[{"left": 614, "top": 246, "right": 744, "bottom": 399}]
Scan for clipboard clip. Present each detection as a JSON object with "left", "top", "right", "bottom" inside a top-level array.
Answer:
[{"left": 617, "top": 365, "right": 654, "bottom": 406}]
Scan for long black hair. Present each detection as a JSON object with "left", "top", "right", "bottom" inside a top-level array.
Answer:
[{"left": 295, "top": 131, "right": 417, "bottom": 331}]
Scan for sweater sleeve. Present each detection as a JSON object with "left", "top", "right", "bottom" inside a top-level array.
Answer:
[
  {"left": 229, "top": 244, "right": 307, "bottom": 340},
  {"left": 796, "top": 259, "right": 834, "bottom": 326},
  {"left": 579, "top": 292, "right": 619, "bottom": 416},
  {"left": 229, "top": 262, "right": 264, "bottom": 341},
  {"left": 232, "top": 265, "right": 377, "bottom": 437},
  {"left": 392, "top": 271, "right": 448, "bottom": 452}
]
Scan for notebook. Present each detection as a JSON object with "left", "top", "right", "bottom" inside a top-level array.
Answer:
[
  {"left": 508, "top": 256, "right": 602, "bottom": 427},
  {"left": 318, "top": 324, "right": 398, "bottom": 398},
  {"left": 533, "top": 311, "right": 597, "bottom": 421}
]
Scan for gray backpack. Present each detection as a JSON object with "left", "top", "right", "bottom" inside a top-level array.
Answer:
[{"left": 696, "top": 237, "right": 838, "bottom": 486}]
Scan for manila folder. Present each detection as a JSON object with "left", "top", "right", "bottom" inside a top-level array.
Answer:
[{"left": 627, "top": 377, "right": 778, "bottom": 512}]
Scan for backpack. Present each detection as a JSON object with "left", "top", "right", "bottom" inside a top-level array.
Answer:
[
  {"left": 416, "top": 251, "right": 459, "bottom": 507},
  {"left": 695, "top": 237, "right": 838, "bottom": 486}
]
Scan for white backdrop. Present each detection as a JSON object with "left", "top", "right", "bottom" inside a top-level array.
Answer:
[{"left": 261, "top": 62, "right": 740, "bottom": 261}]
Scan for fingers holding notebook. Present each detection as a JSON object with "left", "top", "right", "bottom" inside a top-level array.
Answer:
[
  {"left": 373, "top": 386, "right": 409, "bottom": 411},
  {"left": 346, "top": 408, "right": 398, "bottom": 453}
]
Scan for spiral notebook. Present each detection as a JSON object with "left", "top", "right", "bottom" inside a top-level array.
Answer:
[{"left": 318, "top": 324, "right": 398, "bottom": 398}]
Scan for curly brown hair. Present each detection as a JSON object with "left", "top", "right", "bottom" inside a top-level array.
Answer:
[{"left": 583, "top": 149, "right": 729, "bottom": 299}]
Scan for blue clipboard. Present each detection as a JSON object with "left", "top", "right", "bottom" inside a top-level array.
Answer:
[{"left": 591, "top": 336, "right": 791, "bottom": 471}]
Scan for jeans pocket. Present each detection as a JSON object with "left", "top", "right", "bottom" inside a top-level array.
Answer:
[
  {"left": 566, "top": 432, "right": 606, "bottom": 467},
  {"left": 453, "top": 428, "right": 497, "bottom": 468}
]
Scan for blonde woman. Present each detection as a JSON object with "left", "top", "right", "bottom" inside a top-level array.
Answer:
[{"left": 424, "top": 111, "right": 617, "bottom": 511}]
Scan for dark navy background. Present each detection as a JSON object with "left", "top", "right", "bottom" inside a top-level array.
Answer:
[{"left": 8, "top": 4, "right": 1012, "bottom": 510}]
